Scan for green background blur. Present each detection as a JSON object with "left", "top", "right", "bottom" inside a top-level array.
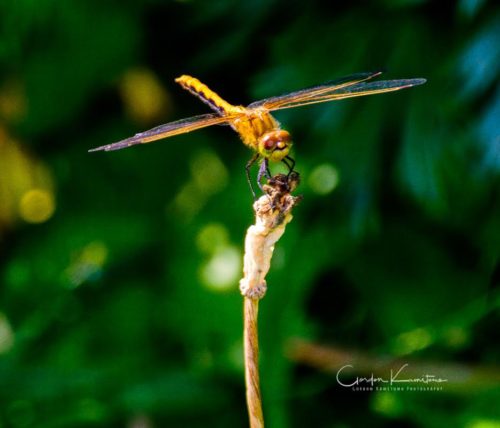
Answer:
[{"left": 0, "top": 0, "right": 499, "bottom": 427}]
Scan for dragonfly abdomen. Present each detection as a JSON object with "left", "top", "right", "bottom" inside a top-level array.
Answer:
[{"left": 175, "top": 75, "right": 241, "bottom": 116}]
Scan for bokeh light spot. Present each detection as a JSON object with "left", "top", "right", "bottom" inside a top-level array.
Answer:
[
  {"left": 81, "top": 241, "right": 108, "bottom": 266},
  {"left": 171, "top": 181, "right": 204, "bottom": 220},
  {"left": 0, "top": 312, "right": 14, "bottom": 354},
  {"left": 200, "top": 246, "right": 241, "bottom": 291},
  {"left": 371, "top": 391, "right": 402, "bottom": 417},
  {"left": 170, "top": 150, "right": 229, "bottom": 221},
  {"left": 64, "top": 241, "right": 108, "bottom": 288},
  {"left": 120, "top": 68, "right": 171, "bottom": 124},
  {"left": 308, "top": 163, "right": 339, "bottom": 195},
  {"left": 442, "top": 326, "right": 469, "bottom": 349},
  {"left": 128, "top": 414, "right": 154, "bottom": 428},
  {"left": 466, "top": 419, "right": 500, "bottom": 428},
  {"left": 393, "top": 328, "right": 433, "bottom": 355},
  {"left": 0, "top": 130, "right": 55, "bottom": 229},
  {"left": 196, "top": 223, "right": 229, "bottom": 254},
  {"left": 190, "top": 150, "right": 229, "bottom": 194},
  {"left": 19, "top": 188, "right": 55, "bottom": 223}
]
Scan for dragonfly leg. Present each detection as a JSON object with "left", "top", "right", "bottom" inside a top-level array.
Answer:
[
  {"left": 265, "top": 160, "right": 272, "bottom": 178},
  {"left": 282, "top": 155, "right": 296, "bottom": 177},
  {"left": 257, "top": 158, "right": 270, "bottom": 192},
  {"left": 258, "top": 158, "right": 277, "bottom": 207},
  {"left": 246, "top": 153, "right": 260, "bottom": 200}
]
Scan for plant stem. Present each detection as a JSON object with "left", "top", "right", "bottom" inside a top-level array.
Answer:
[
  {"left": 244, "top": 297, "right": 264, "bottom": 428},
  {"left": 240, "top": 173, "right": 301, "bottom": 428}
]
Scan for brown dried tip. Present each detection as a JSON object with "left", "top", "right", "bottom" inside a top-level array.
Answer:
[{"left": 239, "top": 172, "right": 302, "bottom": 299}]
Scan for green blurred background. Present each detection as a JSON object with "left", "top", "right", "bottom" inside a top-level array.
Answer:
[{"left": 0, "top": 0, "right": 499, "bottom": 427}]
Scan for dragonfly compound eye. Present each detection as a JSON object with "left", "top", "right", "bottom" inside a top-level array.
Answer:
[
  {"left": 261, "top": 130, "right": 291, "bottom": 151},
  {"left": 259, "top": 130, "right": 292, "bottom": 162}
]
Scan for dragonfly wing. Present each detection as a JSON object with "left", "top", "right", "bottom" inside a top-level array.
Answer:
[
  {"left": 89, "top": 113, "right": 234, "bottom": 152},
  {"left": 265, "top": 78, "right": 427, "bottom": 111},
  {"left": 248, "top": 71, "right": 383, "bottom": 110}
]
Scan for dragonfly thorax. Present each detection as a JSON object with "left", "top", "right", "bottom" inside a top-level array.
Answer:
[{"left": 258, "top": 130, "right": 292, "bottom": 162}]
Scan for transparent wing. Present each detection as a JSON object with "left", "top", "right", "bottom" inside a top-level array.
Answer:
[
  {"left": 262, "top": 78, "right": 427, "bottom": 111},
  {"left": 89, "top": 113, "right": 236, "bottom": 152},
  {"left": 248, "top": 71, "right": 383, "bottom": 110}
]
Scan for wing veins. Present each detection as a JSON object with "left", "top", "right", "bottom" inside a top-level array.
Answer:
[
  {"left": 89, "top": 113, "right": 235, "bottom": 152},
  {"left": 248, "top": 71, "right": 383, "bottom": 110},
  {"left": 265, "top": 78, "right": 427, "bottom": 111}
]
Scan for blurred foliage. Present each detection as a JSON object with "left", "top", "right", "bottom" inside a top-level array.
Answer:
[{"left": 0, "top": 0, "right": 499, "bottom": 427}]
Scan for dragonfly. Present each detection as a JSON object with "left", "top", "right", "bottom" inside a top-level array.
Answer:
[{"left": 89, "top": 71, "right": 426, "bottom": 196}]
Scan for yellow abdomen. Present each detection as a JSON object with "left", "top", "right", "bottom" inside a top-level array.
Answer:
[{"left": 175, "top": 75, "right": 243, "bottom": 115}]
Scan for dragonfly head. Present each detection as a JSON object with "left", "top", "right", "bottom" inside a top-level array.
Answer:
[{"left": 258, "top": 130, "right": 292, "bottom": 162}]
